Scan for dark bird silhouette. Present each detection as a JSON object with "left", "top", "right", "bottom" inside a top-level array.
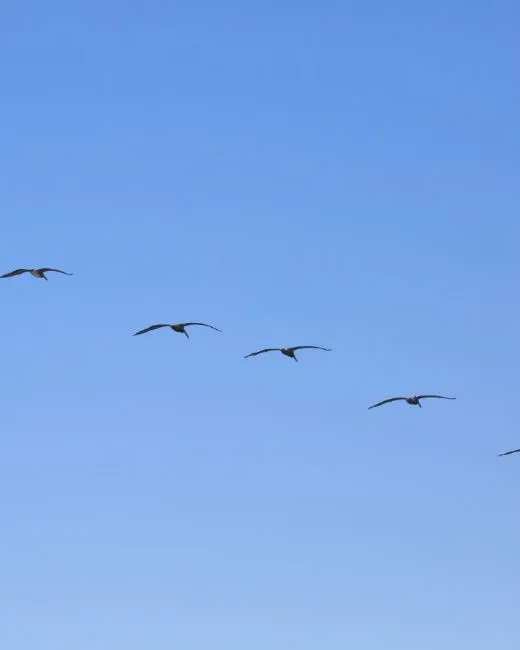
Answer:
[
  {"left": 498, "top": 448, "right": 520, "bottom": 457},
  {"left": 133, "top": 322, "right": 222, "bottom": 338},
  {"left": 243, "top": 345, "right": 331, "bottom": 362},
  {"left": 1, "top": 267, "right": 73, "bottom": 280},
  {"left": 368, "top": 394, "right": 456, "bottom": 409}
]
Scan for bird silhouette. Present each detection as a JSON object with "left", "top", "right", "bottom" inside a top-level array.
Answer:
[
  {"left": 133, "top": 322, "right": 221, "bottom": 338},
  {"left": 243, "top": 345, "right": 331, "bottom": 362},
  {"left": 498, "top": 448, "right": 520, "bottom": 457},
  {"left": 1, "top": 267, "right": 73, "bottom": 280},
  {"left": 368, "top": 394, "right": 456, "bottom": 409}
]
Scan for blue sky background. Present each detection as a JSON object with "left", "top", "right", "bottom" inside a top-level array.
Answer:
[{"left": 1, "top": 1, "right": 519, "bottom": 648}]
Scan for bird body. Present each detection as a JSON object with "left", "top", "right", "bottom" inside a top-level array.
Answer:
[
  {"left": 368, "top": 394, "right": 456, "bottom": 409},
  {"left": 133, "top": 322, "right": 221, "bottom": 338},
  {"left": 244, "top": 345, "right": 331, "bottom": 362},
  {"left": 1, "top": 267, "right": 73, "bottom": 280}
]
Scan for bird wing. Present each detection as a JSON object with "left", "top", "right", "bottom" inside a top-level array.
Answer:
[
  {"left": 0, "top": 268, "right": 31, "bottom": 278},
  {"left": 368, "top": 397, "right": 408, "bottom": 409},
  {"left": 416, "top": 395, "right": 456, "bottom": 400},
  {"left": 498, "top": 448, "right": 520, "bottom": 457},
  {"left": 133, "top": 324, "right": 171, "bottom": 336},
  {"left": 243, "top": 348, "right": 280, "bottom": 358},
  {"left": 38, "top": 268, "right": 73, "bottom": 275},
  {"left": 181, "top": 322, "right": 222, "bottom": 332},
  {"left": 290, "top": 345, "right": 332, "bottom": 352}
]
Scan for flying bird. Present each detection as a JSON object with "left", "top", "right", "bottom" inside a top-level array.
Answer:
[
  {"left": 243, "top": 345, "right": 331, "bottom": 362},
  {"left": 368, "top": 394, "right": 456, "bottom": 409},
  {"left": 1, "top": 267, "right": 73, "bottom": 280},
  {"left": 498, "top": 448, "right": 520, "bottom": 457},
  {"left": 133, "top": 322, "right": 222, "bottom": 338}
]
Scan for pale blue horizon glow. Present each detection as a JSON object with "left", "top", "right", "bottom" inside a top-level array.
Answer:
[{"left": 1, "top": 2, "right": 519, "bottom": 649}]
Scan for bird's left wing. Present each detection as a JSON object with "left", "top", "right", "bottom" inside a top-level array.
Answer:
[
  {"left": 182, "top": 322, "right": 222, "bottom": 332},
  {"left": 38, "top": 268, "right": 73, "bottom": 275},
  {"left": 291, "top": 345, "right": 332, "bottom": 352},
  {"left": 416, "top": 395, "right": 456, "bottom": 400}
]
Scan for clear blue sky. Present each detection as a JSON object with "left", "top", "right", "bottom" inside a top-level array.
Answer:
[{"left": 1, "top": 1, "right": 519, "bottom": 648}]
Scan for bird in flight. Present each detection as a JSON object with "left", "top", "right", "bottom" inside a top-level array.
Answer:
[
  {"left": 243, "top": 345, "right": 331, "bottom": 362},
  {"left": 368, "top": 394, "right": 456, "bottom": 409},
  {"left": 133, "top": 322, "right": 222, "bottom": 338},
  {"left": 498, "top": 448, "right": 520, "bottom": 457},
  {"left": 1, "top": 267, "right": 73, "bottom": 280}
]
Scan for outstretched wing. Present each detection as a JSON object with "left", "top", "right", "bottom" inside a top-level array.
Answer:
[
  {"left": 368, "top": 397, "right": 407, "bottom": 409},
  {"left": 290, "top": 345, "right": 332, "bottom": 352},
  {"left": 181, "top": 322, "right": 222, "bottom": 332},
  {"left": 0, "top": 268, "right": 31, "bottom": 278},
  {"left": 243, "top": 348, "right": 280, "bottom": 358},
  {"left": 498, "top": 448, "right": 520, "bottom": 457},
  {"left": 38, "top": 268, "right": 73, "bottom": 275},
  {"left": 133, "top": 324, "right": 171, "bottom": 336},
  {"left": 416, "top": 395, "right": 456, "bottom": 400}
]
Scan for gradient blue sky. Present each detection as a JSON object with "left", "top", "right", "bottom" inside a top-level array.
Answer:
[{"left": 1, "top": 1, "right": 519, "bottom": 648}]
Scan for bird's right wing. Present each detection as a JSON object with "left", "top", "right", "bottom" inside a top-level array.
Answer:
[
  {"left": 498, "top": 448, "right": 520, "bottom": 457},
  {"left": 368, "top": 397, "right": 407, "bottom": 409},
  {"left": 0, "top": 269, "right": 30, "bottom": 278},
  {"left": 243, "top": 348, "right": 280, "bottom": 358},
  {"left": 133, "top": 324, "right": 171, "bottom": 336}
]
